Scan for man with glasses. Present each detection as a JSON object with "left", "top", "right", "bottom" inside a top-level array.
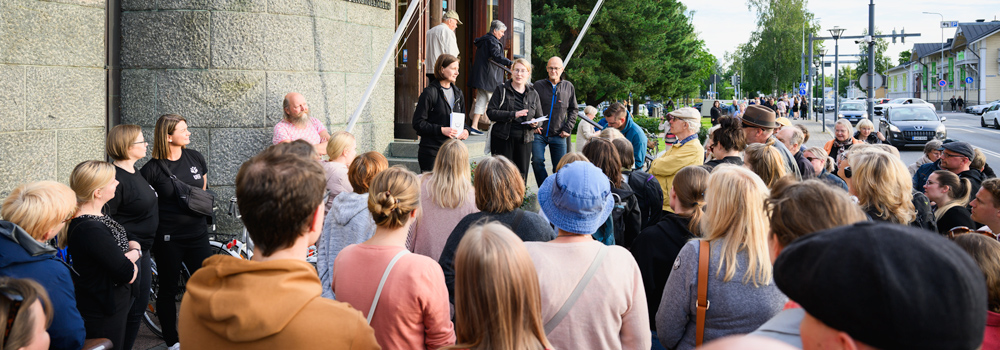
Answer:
[
  {"left": 971, "top": 178, "right": 1000, "bottom": 233},
  {"left": 939, "top": 141, "right": 985, "bottom": 200},
  {"left": 531, "top": 56, "right": 578, "bottom": 186},
  {"left": 741, "top": 105, "right": 800, "bottom": 180}
]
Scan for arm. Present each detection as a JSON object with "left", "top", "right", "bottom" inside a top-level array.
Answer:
[
  {"left": 620, "top": 251, "right": 652, "bottom": 350},
  {"left": 562, "top": 85, "right": 579, "bottom": 135},
  {"left": 486, "top": 85, "right": 518, "bottom": 123},
  {"left": 272, "top": 123, "right": 290, "bottom": 145},
  {"left": 412, "top": 87, "right": 444, "bottom": 136},
  {"left": 71, "top": 221, "right": 137, "bottom": 285},
  {"left": 488, "top": 40, "right": 513, "bottom": 67},
  {"left": 656, "top": 243, "right": 697, "bottom": 349},
  {"left": 633, "top": 131, "right": 648, "bottom": 169},
  {"left": 422, "top": 263, "right": 458, "bottom": 349}
]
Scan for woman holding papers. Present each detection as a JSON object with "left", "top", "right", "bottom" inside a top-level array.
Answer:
[
  {"left": 487, "top": 58, "right": 542, "bottom": 183},
  {"left": 412, "top": 53, "right": 469, "bottom": 173}
]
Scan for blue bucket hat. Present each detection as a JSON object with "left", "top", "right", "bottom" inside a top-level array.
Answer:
[{"left": 538, "top": 161, "right": 614, "bottom": 235}]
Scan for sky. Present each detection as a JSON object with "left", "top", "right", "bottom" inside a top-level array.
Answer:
[{"left": 680, "top": 0, "right": 1000, "bottom": 70}]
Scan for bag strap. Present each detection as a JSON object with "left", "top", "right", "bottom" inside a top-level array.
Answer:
[
  {"left": 696, "top": 240, "right": 711, "bottom": 346},
  {"left": 153, "top": 159, "right": 176, "bottom": 179},
  {"left": 544, "top": 245, "right": 609, "bottom": 334},
  {"left": 367, "top": 249, "right": 409, "bottom": 324},
  {"left": 511, "top": 209, "right": 525, "bottom": 232}
]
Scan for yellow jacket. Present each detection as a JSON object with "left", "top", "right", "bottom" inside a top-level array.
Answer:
[{"left": 649, "top": 140, "right": 705, "bottom": 211}]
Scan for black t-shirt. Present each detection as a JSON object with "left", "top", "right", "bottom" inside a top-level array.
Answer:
[
  {"left": 106, "top": 166, "right": 159, "bottom": 250},
  {"left": 139, "top": 149, "right": 209, "bottom": 241}
]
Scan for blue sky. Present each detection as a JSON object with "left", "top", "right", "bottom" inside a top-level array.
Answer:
[{"left": 680, "top": 0, "right": 1000, "bottom": 68}]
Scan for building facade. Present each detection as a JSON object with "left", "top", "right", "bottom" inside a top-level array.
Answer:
[{"left": 908, "top": 20, "right": 1000, "bottom": 108}]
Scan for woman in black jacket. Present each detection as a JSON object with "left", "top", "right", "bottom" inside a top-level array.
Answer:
[
  {"left": 487, "top": 58, "right": 541, "bottom": 182},
  {"left": 67, "top": 160, "right": 139, "bottom": 348},
  {"left": 412, "top": 53, "right": 469, "bottom": 172},
  {"left": 583, "top": 138, "right": 642, "bottom": 248}
]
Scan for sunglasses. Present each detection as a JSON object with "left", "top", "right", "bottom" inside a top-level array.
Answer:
[
  {"left": 1, "top": 287, "right": 24, "bottom": 341},
  {"left": 806, "top": 157, "right": 820, "bottom": 162},
  {"left": 843, "top": 166, "right": 852, "bottom": 179},
  {"left": 948, "top": 226, "right": 999, "bottom": 241}
]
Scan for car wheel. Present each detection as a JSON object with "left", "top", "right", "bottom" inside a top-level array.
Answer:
[
  {"left": 995, "top": 118, "right": 1000, "bottom": 130},
  {"left": 984, "top": 117, "right": 989, "bottom": 127}
]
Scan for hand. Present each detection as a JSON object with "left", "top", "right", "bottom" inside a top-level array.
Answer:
[
  {"left": 515, "top": 109, "right": 529, "bottom": 117},
  {"left": 441, "top": 127, "right": 459, "bottom": 138},
  {"left": 319, "top": 131, "right": 331, "bottom": 143},
  {"left": 534, "top": 127, "right": 542, "bottom": 134},
  {"left": 876, "top": 131, "right": 886, "bottom": 141},
  {"left": 125, "top": 249, "right": 140, "bottom": 263},
  {"left": 457, "top": 129, "right": 470, "bottom": 140},
  {"left": 559, "top": 131, "right": 570, "bottom": 138},
  {"left": 128, "top": 240, "right": 141, "bottom": 251}
]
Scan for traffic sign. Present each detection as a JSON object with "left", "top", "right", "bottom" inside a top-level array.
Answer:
[
  {"left": 859, "top": 73, "right": 884, "bottom": 89},
  {"left": 799, "top": 89, "right": 807, "bottom": 95},
  {"left": 940, "top": 21, "right": 959, "bottom": 28},
  {"left": 799, "top": 83, "right": 807, "bottom": 89},
  {"left": 966, "top": 77, "right": 974, "bottom": 84},
  {"left": 938, "top": 80, "right": 947, "bottom": 87}
]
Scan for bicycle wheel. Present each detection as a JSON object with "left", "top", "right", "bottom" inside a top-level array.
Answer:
[
  {"left": 143, "top": 258, "right": 192, "bottom": 340},
  {"left": 210, "top": 237, "right": 248, "bottom": 260}
]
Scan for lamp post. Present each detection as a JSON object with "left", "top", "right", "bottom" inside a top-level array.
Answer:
[
  {"left": 819, "top": 48, "right": 828, "bottom": 132},
  {"left": 828, "top": 26, "right": 845, "bottom": 120},
  {"left": 923, "top": 11, "right": 944, "bottom": 112}
]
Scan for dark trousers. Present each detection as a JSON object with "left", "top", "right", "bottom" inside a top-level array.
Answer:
[
  {"left": 491, "top": 133, "right": 531, "bottom": 184},
  {"left": 82, "top": 287, "right": 131, "bottom": 349},
  {"left": 123, "top": 251, "right": 152, "bottom": 350},
  {"left": 418, "top": 145, "right": 440, "bottom": 173},
  {"left": 153, "top": 234, "right": 212, "bottom": 345}
]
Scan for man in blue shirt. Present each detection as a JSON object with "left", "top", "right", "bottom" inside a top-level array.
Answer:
[{"left": 599, "top": 102, "right": 648, "bottom": 169}]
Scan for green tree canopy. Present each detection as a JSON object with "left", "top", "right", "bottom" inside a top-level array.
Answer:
[
  {"left": 735, "top": 0, "right": 820, "bottom": 96},
  {"left": 855, "top": 27, "right": 893, "bottom": 85},
  {"left": 898, "top": 50, "right": 911, "bottom": 66},
  {"left": 531, "top": 0, "right": 711, "bottom": 103}
]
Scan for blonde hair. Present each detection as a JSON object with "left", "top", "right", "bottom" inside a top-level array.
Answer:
[
  {"left": 427, "top": 139, "right": 473, "bottom": 208},
  {"left": 1, "top": 181, "right": 76, "bottom": 241},
  {"left": 804, "top": 147, "right": 834, "bottom": 173},
  {"left": 849, "top": 150, "right": 915, "bottom": 224},
  {"left": 474, "top": 156, "right": 525, "bottom": 213},
  {"left": 856, "top": 119, "right": 875, "bottom": 132},
  {"left": 106, "top": 124, "right": 143, "bottom": 161},
  {"left": 368, "top": 166, "right": 420, "bottom": 229},
  {"left": 325, "top": 131, "right": 355, "bottom": 160},
  {"left": 448, "top": 223, "right": 551, "bottom": 350},
  {"left": 598, "top": 127, "right": 624, "bottom": 140},
  {"left": 972, "top": 148, "right": 987, "bottom": 172},
  {"left": 512, "top": 58, "right": 532, "bottom": 73},
  {"left": 744, "top": 139, "right": 787, "bottom": 188},
  {"left": 69, "top": 160, "right": 116, "bottom": 205},
  {"left": 673, "top": 166, "right": 709, "bottom": 234},
  {"left": 152, "top": 114, "right": 186, "bottom": 160},
  {"left": 583, "top": 106, "right": 597, "bottom": 116},
  {"left": 700, "top": 165, "right": 772, "bottom": 286},
  {"left": 834, "top": 118, "right": 854, "bottom": 137},
  {"left": 0, "top": 277, "right": 53, "bottom": 350},
  {"left": 555, "top": 152, "right": 588, "bottom": 172}
]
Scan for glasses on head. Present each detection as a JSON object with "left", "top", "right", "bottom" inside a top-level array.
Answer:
[
  {"left": 1, "top": 287, "right": 24, "bottom": 340},
  {"left": 843, "top": 166, "right": 852, "bottom": 179},
  {"left": 948, "top": 226, "right": 1000, "bottom": 241}
]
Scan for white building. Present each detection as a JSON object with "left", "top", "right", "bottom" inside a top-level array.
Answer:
[{"left": 908, "top": 20, "right": 1000, "bottom": 107}]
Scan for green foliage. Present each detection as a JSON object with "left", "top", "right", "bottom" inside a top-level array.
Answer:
[
  {"left": 733, "top": 0, "right": 820, "bottom": 95},
  {"left": 531, "top": 0, "right": 711, "bottom": 103},
  {"left": 898, "top": 50, "right": 911, "bottom": 66},
  {"left": 632, "top": 115, "right": 662, "bottom": 135},
  {"left": 855, "top": 28, "right": 893, "bottom": 84}
]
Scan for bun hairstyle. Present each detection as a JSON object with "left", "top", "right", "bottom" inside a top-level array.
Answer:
[
  {"left": 711, "top": 116, "right": 747, "bottom": 152},
  {"left": 368, "top": 166, "right": 420, "bottom": 229}
]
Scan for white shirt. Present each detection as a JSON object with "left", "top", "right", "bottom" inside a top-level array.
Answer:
[{"left": 425, "top": 23, "right": 459, "bottom": 73}]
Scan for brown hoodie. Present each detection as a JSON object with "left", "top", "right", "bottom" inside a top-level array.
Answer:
[{"left": 179, "top": 255, "right": 380, "bottom": 349}]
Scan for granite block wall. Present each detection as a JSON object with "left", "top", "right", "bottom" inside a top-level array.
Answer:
[
  {"left": 119, "top": 0, "right": 397, "bottom": 234},
  {"left": 0, "top": 0, "right": 106, "bottom": 199}
]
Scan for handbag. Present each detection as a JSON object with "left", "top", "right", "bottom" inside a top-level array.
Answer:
[
  {"left": 154, "top": 159, "right": 215, "bottom": 217},
  {"left": 696, "top": 240, "right": 711, "bottom": 346}
]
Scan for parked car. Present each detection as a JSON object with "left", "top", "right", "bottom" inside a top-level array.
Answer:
[
  {"left": 824, "top": 98, "right": 836, "bottom": 112},
  {"left": 983, "top": 104, "right": 1000, "bottom": 129},
  {"left": 967, "top": 100, "right": 1000, "bottom": 115},
  {"left": 837, "top": 102, "right": 868, "bottom": 125},
  {"left": 813, "top": 98, "right": 825, "bottom": 112},
  {"left": 873, "top": 98, "right": 933, "bottom": 116},
  {"left": 878, "top": 105, "right": 947, "bottom": 148}
]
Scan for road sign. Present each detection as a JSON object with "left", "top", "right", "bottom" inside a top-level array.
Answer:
[
  {"left": 939, "top": 80, "right": 947, "bottom": 87},
  {"left": 940, "top": 21, "right": 959, "bottom": 28},
  {"left": 966, "top": 77, "right": 974, "bottom": 84},
  {"left": 799, "top": 83, "right": 807, "bottom": 89},
  {"left": 859, "top": 73, "right": 884, "bottom": 89},
  {"left": 799, "top": 89, "right": 807, "bottom": 95}
]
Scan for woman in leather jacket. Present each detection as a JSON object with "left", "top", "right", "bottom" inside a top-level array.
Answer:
[{"left": 487, "top": 58, "right": 541, "bottom": 183}]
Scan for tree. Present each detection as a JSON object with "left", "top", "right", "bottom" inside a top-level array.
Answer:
[
  {"left": 531, "top": 0, "right": 710, "bottom": 103},
  {"left": 735, "top": 0, "right": 821, "bottom": 95},
  {"left": 898, "top": 50, "right": 911, "bottom": 66},
  {"left": 855, "top": 28, "right": 892, "bottom": 83}
]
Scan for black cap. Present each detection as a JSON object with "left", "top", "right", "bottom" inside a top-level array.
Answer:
[
  {"left": 939, "top": 141, "right": 975, "bottom": 161},
  {"left": 774, "top": 222, "right": 986, "bottom": 350}
]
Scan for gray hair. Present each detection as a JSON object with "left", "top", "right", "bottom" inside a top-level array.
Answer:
[
  {"left": 684, "top": 118, "right": 701, "bottom": 133},
  {"left": 834, "top": 118, "right": 854, "bottom": 137},
  {"left": 785, "top": 126, "right": 804, "bottom": 147},
  {"left": 490, "top": 20, "right": 507, "bottom": 33},
  {"left": 923, "top": 140, "right": 943, "bottom": 155},
  {"left": 805, "top": 146, "right": 834, "bottom": 173}
]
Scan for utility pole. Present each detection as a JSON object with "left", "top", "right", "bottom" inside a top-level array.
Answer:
[
  {"left": 830, "top": 26, "right": 845, "bottom": 120},
  {"left": 923, "top": 12, "right": 944, "bottom": 111},
  {"left": 866, "top": 0, "right": 875, "bottom": 120}
]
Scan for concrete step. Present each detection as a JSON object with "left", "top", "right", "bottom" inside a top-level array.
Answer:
[
  {"left": 387, "top": 157, "right": 421, "bottom": 173},
  {"left": 387, "top": 134, "right": 490, "bottom": 160}
]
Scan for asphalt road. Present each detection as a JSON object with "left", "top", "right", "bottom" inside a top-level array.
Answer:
[{"left": 818, "top": 110, "right": 1000, "bottom": 168}]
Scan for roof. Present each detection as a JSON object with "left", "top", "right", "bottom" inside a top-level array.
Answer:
[
  {"left": 957, "top": 21, "right": 1000, "bottom": 45},
  {"left": 884, "top": 61, "right": 914, "bottom": 74},
  {"left": 912, "top": 43, "right": 945, "bottom": 60}
]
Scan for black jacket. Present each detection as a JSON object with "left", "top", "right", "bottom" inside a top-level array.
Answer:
[
  {"left": 533, "top": 79, "right": 579, "bottom": 137},
  {"left": 468, "top": 33, "right": 512, "bottom": 92},
  {"left": 487, "top": 80, "right": 542, "bottom": 144},
  {"left": 631, "top": 212, "right": 695, "bottom": 330},
  {"left": 612, "top": 182, "right": 642, "bottom": 248},
  {"left": 624, "top": 170, "right": 664, "bottom": 229},
  {"left": 412, "top": 80, "right": 465, "bottom": 149},
  {"left": 959, "top": 169, "right": 985, "bottom": 202}
]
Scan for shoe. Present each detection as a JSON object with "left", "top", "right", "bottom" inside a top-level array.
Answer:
[
  {"left": 168, "top": 343, "right": 181, "bottom": 350},
  {"left": 468, "top": 128, "right": 484, "bottom": 135}
]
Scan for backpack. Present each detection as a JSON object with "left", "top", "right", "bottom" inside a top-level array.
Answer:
[
  {"left": 596, "top": 192, "right": 627, "bottom": 247},
  {"left": 911, "top": 191, "right": 937, "bottom": 233},
  {"left": 626, "top": 170, "right": 664, "bottom": 229}
]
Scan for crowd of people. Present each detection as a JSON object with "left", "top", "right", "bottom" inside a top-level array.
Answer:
[{"left": 4, "top": 15, "right": 1000, "bottom": 350}]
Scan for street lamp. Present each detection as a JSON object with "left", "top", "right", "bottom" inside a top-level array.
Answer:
[
  {"left": 828, "top": 26, "right": 845, "bottom": 120},
  {"left": 818, "top": 48, "right": 828, "bottom": 132},
  {"left": 923, "top": 11, "right": 944, "bottom": 112}
]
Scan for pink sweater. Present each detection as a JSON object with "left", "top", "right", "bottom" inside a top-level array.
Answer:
[
  {"left": 332, "top": 244, "right": 455, "bottom": 349},
  {"left": 524, "top": 241, "right": 650, "bottom": 350},
  {"left": 408, "top": 176, "right": 478, "bottom": 261},
  {"left": 322, "top": 161, "right": 352, "bottom": 212}
]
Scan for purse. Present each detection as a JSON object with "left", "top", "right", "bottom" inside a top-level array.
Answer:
[
  {"left": 696, "top": 240, "right": 711, "bottom": 346},
  {"left": 154, "top": 159, "right": 215, "bottom": 217}
]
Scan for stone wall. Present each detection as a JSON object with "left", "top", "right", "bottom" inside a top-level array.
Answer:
[
  {"left": 0, "top": 0, "right": 107, "bottom": 199},
  {"left": 513, "top": 0, "right": 531, "bottom": 60},
  {"left": 119, "top": 0, "right": 397, "bottom": 233}
]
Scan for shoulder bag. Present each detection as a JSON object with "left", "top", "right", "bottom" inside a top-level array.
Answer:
[
  {"left": 154, "top": 159, "right": 215, "bottom": 217},
  {"left": 367, "top": 249, "right": 409, "bottom": 324},
  {"left": 544, "top": 245, "right": 609, "bottom": 334},
  {"left": 696, "top": 240, "right": 711, "bottom": 346}
]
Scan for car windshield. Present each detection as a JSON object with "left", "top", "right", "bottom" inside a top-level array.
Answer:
[
  {"left": 841, "top": 103, "right": 865, "bottom": 111},
  {"left": 888, "top": 98, "right": 908, "bottom": 104},
  {"left": 824, "top": 98, "right": 835, "bottom": 105},
  {"left": 890, "top": 108, "right": 938, "bottom": 121}
]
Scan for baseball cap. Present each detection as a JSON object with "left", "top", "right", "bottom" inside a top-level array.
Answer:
[{"left": 444, "top": 10, "right": 462, "bottom": 25}]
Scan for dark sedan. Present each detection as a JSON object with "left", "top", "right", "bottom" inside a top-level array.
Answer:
[
  {"left": 878, "top": 105, "right": 947, "bottom": 148},
  {"left": 838, "top": 102, "right": 868, "bottom": 125}
]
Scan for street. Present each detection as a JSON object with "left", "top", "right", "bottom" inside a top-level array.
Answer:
[{"left": 816, "top": 111, "right": 1000, "bottom": 169}]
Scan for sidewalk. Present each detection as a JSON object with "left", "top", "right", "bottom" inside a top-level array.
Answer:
[{"left": 797, "top": 118, "right": 833, "bottom": 149}]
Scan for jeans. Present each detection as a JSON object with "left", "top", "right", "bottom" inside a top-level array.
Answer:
[
  {"left": 651, "top": 330, "right": 667, "bottom": 350},
  {"left": 531, "top": 133, "right": 567, "bottom": 186},
  {"left": 123, "top": 251, "right": 152, "bottom": 350}
]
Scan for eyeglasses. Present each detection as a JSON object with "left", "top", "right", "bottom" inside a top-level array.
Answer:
[
  {"left": 62, "top": 212, "right": 75, "bottom": 223},
  {"left": 806, "top": 157, "right": 820, "bottom": 162},
  {"left": 843, "top": 166, "right": 852, "bottom": 179},
  {"left": 925, "top": 180, "right": 938, "bottom": 186},
  {"left": 546, "top": 67, "right": 561, "bottom": 71},
  {"left": 512, "top": 69, "right": 529, "bottom": 74},
  {"left": 133, "top": 141, "right": 148, "bottom": 145},
  {"left": 943, "top": 152, "right": 967, "bottom": 159},
  {"left": 947, "top": 226, "right": 1000, "bottom": 241},
  {"left": 1, "top": 287, "right": 24, "bottom": 340}
]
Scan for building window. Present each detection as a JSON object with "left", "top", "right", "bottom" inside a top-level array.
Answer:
[{"left": 513, "top": 19, "right": 525, "bottom": 58}]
